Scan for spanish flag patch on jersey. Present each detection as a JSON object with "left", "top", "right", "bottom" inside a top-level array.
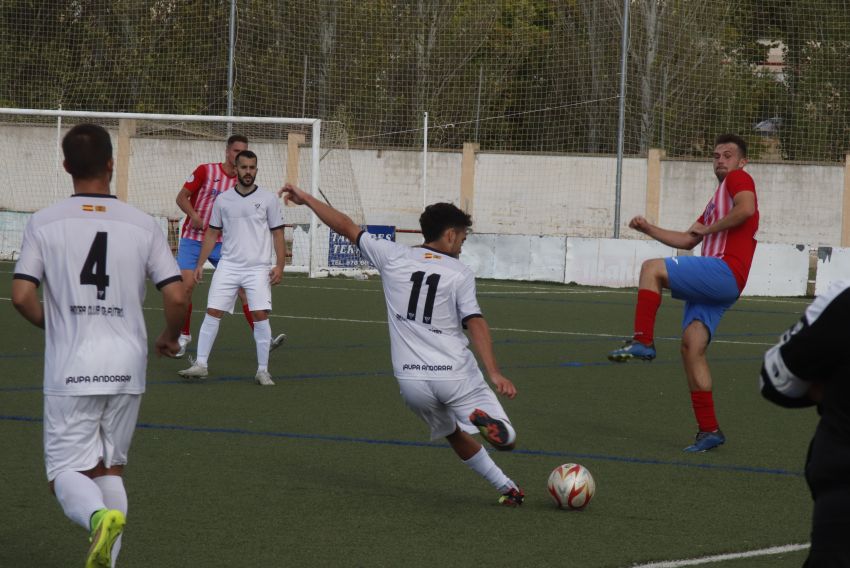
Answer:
[
  {"left": 424, "top": 252, "right": 442, "bottom": 260},
  {"left": 81, "top": 205, "right": 107, "bottom": 212}
]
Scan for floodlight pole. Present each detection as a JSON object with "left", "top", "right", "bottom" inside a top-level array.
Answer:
[{"left": 614, "top": 0, "right": 630, "bottom": 239}]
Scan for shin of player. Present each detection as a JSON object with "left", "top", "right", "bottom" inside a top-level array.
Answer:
[
  {"left": 179, "top": 151, "right": 286, "bottom": 386},
  {"left": 280, "top": 183, "right": 524, "bottom": 506},
  {"left": 608, "top": 133, "right": 759, "bottom": 453},
  {"left": 12, "top": 123, "right": 186, "bottom": 567}
]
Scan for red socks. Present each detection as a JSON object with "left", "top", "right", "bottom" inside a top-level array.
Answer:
[
  {"left": 181, "top": 303, "right": 192, "bottom": 336},
  {"left": 690, "top": 391, "right": 719, "bottom": 432},
  {"left": 633, "top": 289, "right": 662, "bottom": 345},
  {"left": 242, "top": 303, "right": 255, "bottom": 329}
]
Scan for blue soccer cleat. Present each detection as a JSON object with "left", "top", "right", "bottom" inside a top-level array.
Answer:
[
  {"left": 608, "top": 339, "right": 656, "bottom": 362},
  {"left": 683, "top": 429, "right": 726, "bottom": 453}
]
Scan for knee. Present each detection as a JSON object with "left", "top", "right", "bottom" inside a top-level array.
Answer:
[
  {"left": 252, "top": 311, "right": 269, "bottom": 321},
  {"left": 206, "top": 308, "right": 224, "bottom": 318},
  {"left": 680, "top": 337, "right": 705, "bottom": 360}
]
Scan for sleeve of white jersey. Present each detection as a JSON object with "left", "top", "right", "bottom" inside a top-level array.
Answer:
[
  {"left": 13, "top": 217, "right": 45, "bottom": 285},
  {"left": 456, "top": 268, "right": 483, "bottom": 323},
  {"left": 356, "top": 231, "right": 394, "bottom": 271},
  {"left": 267, "top": 193, "right": 285, "bottom": 230},
  {"left": 208, "top": 198, "right": 223, "bottom": 230},
  {"left": 146, "top": 219, "right": 182, "bottom": 290}
]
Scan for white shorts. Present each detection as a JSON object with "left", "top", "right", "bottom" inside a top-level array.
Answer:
[
  {"left": 44, "top": 394, "right": 141, "bottom": 482},
  {"left": 207, "top": 266, "right": 272, "bottom": 313},
  {"left": 397, "top": 371, "right": 512, "bottom": 441}
]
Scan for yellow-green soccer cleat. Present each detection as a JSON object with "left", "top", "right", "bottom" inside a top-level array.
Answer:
[{"left": 86, "top": 509, "right": 126, "bottom": 568}]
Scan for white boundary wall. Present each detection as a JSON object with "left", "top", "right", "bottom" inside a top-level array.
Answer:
[
  {"left": 460, "top": 235, "right": 812, "bottom": 297},
  {"left": 2, "top": 124, "right": 848, "bottom": 294}
]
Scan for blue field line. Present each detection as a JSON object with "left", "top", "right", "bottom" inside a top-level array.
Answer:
[
  {"left": 0, "top": 353, "right": 767, "bottom": 392},
  {"left": 0, "top": 413, "right": 803, "bottom": 478}
]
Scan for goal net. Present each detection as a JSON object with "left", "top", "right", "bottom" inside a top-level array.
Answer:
[{"left": 0, "top": 109, "right": 366, "bottom": 277}]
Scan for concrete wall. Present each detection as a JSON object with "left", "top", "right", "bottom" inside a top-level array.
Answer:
[{"left": 2, "top": 124, "right": 847, "bottom": 250}]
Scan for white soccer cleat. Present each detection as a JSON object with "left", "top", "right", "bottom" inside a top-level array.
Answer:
[
  {"left": 255, "top": 369, "right": 275, "bottom": 386},
  {"left": 178, "top": 358, "right": 208, "bottom": 379},
  {"left": 270, "top": 333, "right": 287, "bottom": 352},
  {"left": 175, "top": 333, "right": 192, "bottom": 358}
]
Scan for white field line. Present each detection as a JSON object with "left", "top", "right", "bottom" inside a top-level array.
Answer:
[
  {"left": 0, "top": 297, "right": 776, "bottom": 346},
  {"left": 628, "top": 543, "right": 810, "bottom": 568}
]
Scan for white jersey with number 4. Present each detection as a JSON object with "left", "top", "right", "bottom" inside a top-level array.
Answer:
[
  {"left": 357, "top": 232, "right": 482, "bottom": 381},
  {"left": 14, "top": 194, "right": 181, "bottom": 396},
  {"left": 208, "top": 185, "right": 285, "bottom": 270}
]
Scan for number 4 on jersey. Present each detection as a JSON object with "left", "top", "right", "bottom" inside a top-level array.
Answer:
[{"left": 80, "top": 232, "right": 110, "bottom": 300}]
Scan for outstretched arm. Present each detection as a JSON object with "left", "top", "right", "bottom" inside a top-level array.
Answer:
[
  {"left": 466, "top": 316, "right": 517, "bottom": 399},
  {"left": 629, "top": 215, "right": 702, "bottom": 250},
  {"left": 278, "top": 183, "right": 361, "bottom": 243}
]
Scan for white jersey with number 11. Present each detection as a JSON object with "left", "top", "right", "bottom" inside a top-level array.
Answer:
[{"left": 357, "top": 232, "right": 482, "bottom": 381}]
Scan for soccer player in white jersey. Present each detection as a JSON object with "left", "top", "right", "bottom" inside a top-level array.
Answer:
[
  {"left": 174, "top": 134, "right": 285, "bottom": 357},
  {"left": 279, "top": 183, "right": 525, "bottom": 506},
  {"left": 179, "top": 150, "right": 287, "bottom": 386},
  {"left": 11, "top": 124, "right": 186, "bottom": 567}
]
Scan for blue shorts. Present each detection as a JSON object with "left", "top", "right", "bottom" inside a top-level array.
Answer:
[
  {"left": 176, "top": 238, "right": 222, "bottom": 271},
  {"left": 664, "top": 256, "right": 740, "bottom": 339}
]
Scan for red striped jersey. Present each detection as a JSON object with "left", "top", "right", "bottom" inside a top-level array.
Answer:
[
  {"left": 179, "top": 163, "right": 237, "bottom": 242},
  {"left": 698, "top": 168, "right": 759, "bottom": 291}
]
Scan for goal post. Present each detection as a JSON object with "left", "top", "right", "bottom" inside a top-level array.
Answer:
[{"left": 0, "top": 108, "right": 366, "bottom": 278}]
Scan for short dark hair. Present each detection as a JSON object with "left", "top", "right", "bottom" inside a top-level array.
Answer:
[
  {"left": 714, "top": 133, "right": 748, "bottom": 158},
  {"left": 235, "top": 150, "right": 257, "bottom": 164},
  {"left": 419, "top": 203, "right": 472, "bottom": 242},
  {"left": 62, "top": 124, "right": 113, "bottom": 179},
  {"left": 227, "top": 134, "right": 249, "bottom": 147}
]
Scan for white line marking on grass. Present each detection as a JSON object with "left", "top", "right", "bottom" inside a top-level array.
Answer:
[
  {"left": 0, "top": 297, "right": 776, "bottom": 345},
  {"left": 629, "top": 543, "right": 809, "bottom": 568}
]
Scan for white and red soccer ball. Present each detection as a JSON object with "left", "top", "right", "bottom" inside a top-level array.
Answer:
[{"left": 547, "top": 463, "right": 596, "bottom": 510}]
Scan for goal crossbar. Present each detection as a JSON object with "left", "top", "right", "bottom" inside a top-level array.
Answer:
[{"left": 0, "top": 108, "right": 329, "bottom": 277}]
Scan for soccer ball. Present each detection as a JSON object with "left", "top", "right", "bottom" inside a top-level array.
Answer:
[{"left": 547, "top": 463, "right": 595, "bottom": 510}]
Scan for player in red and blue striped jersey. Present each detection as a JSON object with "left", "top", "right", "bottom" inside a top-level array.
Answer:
[{"left": 608, "top": 133, "right": 759, "bottom": 453}]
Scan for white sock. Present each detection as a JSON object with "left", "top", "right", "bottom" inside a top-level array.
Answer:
[
  {"left": 94, "top": 475, "right": 127, "bottom": 566},
  {"left": 253, "top": 319, "right": 271, "bottom": 370},
  {"left": 462, "top": 447, "right": 517, "bottom": 493},
  {"left": 53, "top": 470, "right": 106, "bottom": 530},
  {"left": 195, "top": 314, "right": 221, "bottom": 367}
]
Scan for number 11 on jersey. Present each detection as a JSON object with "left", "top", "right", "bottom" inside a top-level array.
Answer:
[{"left": 407, "top": 271, "right": 441, "bottom": 324}]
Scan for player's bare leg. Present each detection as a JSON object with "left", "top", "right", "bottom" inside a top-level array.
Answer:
[
  {"left": 447, "top": 428, "right": 523, "bottom": 506},
  {"left": 681, "top": 321, "right": 725, "bottom": 452}
]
